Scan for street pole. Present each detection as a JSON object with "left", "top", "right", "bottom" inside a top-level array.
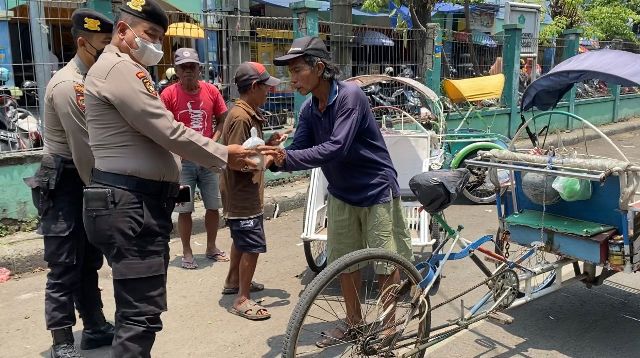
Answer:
[
  {"left": 202, "top": 0, "right": 210, "bottom": 82},
  {"left": 28, "top": 0, "right": 50, "bottom": 119}
]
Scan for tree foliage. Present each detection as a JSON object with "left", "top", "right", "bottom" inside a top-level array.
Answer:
[
  {"left": 362, "top": 0, "right": 482, "bottom": 32},
  {"left": 364, "top": 0, "right": 640, "bottom": 43},
  {"left": 541, "top": 0, "right": 640, "bottom": 43}
]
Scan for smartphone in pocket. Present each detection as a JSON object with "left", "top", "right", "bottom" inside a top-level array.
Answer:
[
  {"left": 176, "top": 185, "right": 192, "bottom": 203},
  {"left": 83, "top": 187, "right": 114, "bottom": 210}
]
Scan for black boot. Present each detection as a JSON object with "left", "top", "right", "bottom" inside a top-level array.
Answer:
[
  {"left": 80, "top": 311, "right": 114, "bottom": 350},
  {"left": 50, "top": 328, "right": 83, "bottom": 358}
]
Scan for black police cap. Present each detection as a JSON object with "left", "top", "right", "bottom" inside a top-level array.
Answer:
[
  {"left": 119, "top": 0, "right": 169, "bottom": 32},
  {"left": 71, "top": 8, "right": 113, "bottom": 34}
]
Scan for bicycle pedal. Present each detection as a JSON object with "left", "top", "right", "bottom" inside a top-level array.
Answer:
[{"left": 487, "top": 312, "right": 514, "bottom": 325}]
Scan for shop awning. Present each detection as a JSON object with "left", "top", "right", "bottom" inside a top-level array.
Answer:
[
  {"left": 389, "top": 2, "right": 413, "bottom": 29},
  {"left": 253, "top": 0, "right": 387, "bottom": 17},
  {"left": 431, "top": 2, "right": 499, "bottom": 16},
  {"left": 472, "top": 30, "right": 497, "bottom": 47},
  {"left": 166, "top": 22, "right": 205, "bottom": 38}
]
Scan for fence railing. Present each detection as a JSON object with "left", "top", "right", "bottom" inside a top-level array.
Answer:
[
  {"left": 2, "top": 1, "right": 640, "bottom": 154},
  {"left": 318, "top": 20, "right": 432, "bottom": 81},
  {"left": 441, "top": 30, "right": 504, "bottom": 79}
]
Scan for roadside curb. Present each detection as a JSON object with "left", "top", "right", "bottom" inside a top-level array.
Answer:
[{"left": 0, "top": 178, "right": 310, "bottom": 275}]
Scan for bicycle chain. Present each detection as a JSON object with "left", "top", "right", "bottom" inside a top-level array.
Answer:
[{"left": 430, "top": 267, "right": 506, "bottom": 311}]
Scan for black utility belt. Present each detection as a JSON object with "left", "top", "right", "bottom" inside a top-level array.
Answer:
[{"left": 91, "top": 169, "right": 179, "bottom": 198}]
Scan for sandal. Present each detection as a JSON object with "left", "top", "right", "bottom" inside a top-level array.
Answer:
[
  {"left": 229, "top": 299, "right": 271, "bottom": 321},
  {"left": 221, "top": 281, "right": 264, "bottom": 294},
  {"left": 181, "top": 257, "right": 198, "bottom": 269},
  {"left": 315, "top": 327, "right": 348, "bottom": 348},
  {"left": 206, "top": 251, "right": 230, "bottom": 262}
]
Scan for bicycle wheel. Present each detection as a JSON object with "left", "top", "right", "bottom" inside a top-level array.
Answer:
[
  {"left": 283, "top": 248, "right": 430, "bottom": 358},
  {"left": 495, "top": 229, "right": 556, "bottom": 294},
  {"left": 304, "top": 240, "right": 327, "bottom": 273}
]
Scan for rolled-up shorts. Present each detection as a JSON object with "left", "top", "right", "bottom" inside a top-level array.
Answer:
[
  {"left": 174, "top": 160, "right": 222, "bottom": 213},
  {"left": 227, "top": 215, "right": 266, "bottom": 254},
  {"left": 326, "top": 194, "right": 413, "bottom": 275}
]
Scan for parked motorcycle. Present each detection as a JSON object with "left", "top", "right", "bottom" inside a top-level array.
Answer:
[{"left": 0, "top": 87, "right": 42, "bottom": 151}]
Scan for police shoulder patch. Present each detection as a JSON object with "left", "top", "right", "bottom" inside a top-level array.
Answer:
[
  {"left": 73, "top": 83, "right": 85, "bottom": 112},
  {"left": 135, "top": 71, "right": 157, "bottom": 96}
]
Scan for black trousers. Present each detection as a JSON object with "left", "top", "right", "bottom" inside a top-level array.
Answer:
[
  {"left": 38, "top": 166, "right": 105, "bottom": 330},
  {"left": 83, "top": 176, "right": 175, "bottom": 358}
]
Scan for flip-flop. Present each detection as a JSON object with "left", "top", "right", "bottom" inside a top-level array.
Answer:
[
  {"left": 181, "top": 257, "right": 198, "bottom": 269},
  {"left": 221, "top": 281, "right": 265, "bottom": 294},
  {"left": 206, "top": 251, "right": 230, "bottom": 262},
  {"left": 229, "top": 299, "right": 271, "bottom": 321}
]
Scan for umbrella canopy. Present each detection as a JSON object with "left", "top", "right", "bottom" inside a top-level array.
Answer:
[
  {"left": 521, "top": 49, "right": 640, "bottom": 111},
  {"left": 166, "top": 23, "right": 204, "bottom": 39},
  {"left": 357, "top": 30, "right": 394, "bottom": 47}
]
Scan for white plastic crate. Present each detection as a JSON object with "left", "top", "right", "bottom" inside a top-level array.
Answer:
[
  {"left": 302, "top": 168, "right": 435, "bottom": 246},
  {"left": 401, "top": 201, "right": 434, "bottom": 246}
]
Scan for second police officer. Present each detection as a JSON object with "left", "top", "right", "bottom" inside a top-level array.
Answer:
[
  {"left": 25, "top": 8, "right": 115, "bottom": 358},
  {"left": 82, "top": 1, "right": 262, "bottom": 357}
]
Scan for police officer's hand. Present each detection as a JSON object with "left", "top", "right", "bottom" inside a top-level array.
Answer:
[{"left": 227, "top": 144, "right": 259, "bottom": 171}]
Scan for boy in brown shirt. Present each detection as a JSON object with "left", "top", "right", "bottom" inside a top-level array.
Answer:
[{"left": 220, "top": 62, "right": 285, "bottom": 320}]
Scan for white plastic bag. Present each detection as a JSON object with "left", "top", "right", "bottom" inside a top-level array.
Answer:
[{"left": 242, "top": 127, "right": 265, "bottom": 170}]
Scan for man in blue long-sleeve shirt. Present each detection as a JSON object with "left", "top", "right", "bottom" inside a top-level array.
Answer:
[{"left": 269, "top": 36, "right": 413, "bottom": 347}]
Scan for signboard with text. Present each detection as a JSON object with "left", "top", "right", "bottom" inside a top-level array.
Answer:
[{"left": 504, "top": 2, "right": 541, "bottom": 55}]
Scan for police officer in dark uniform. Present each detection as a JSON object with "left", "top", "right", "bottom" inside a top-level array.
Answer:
[
  {"left": 25, "top": 8, "right": 115, "bottom": 358},
  {"left": 82, "top": 1, "right": 259, "bottom": 357}
]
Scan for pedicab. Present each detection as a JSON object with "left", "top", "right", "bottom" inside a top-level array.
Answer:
[
  {"left": 439, "top": 74, "right": 511, "bottom": 203},
  {"left": 282, "top": 49, "right": 640, "bottom": 357}
]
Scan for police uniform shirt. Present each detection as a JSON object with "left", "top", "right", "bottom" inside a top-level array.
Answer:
[
  {"left": 84, "top": 44, "right": 228, "bottom": 183},
  {"left": 43, "top": 55, "right": 94, "bottom": 184}
]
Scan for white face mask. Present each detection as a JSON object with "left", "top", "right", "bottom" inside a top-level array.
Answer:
[{"left": 124, "top": 24, "right": 164, "bottom": 66}]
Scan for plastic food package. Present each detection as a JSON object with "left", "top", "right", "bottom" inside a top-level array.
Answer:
[
  {"left": 552, "top": 176, "right": 592, "bottom": 202},
  {"left": 242, "top": 127, "right": 265, "bottom": 170}
]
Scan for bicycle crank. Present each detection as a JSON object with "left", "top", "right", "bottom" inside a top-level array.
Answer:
[{"left": 491, "top": 269, "right": 519, "bottom": 308}]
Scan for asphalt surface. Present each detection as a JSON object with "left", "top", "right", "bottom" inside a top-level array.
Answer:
[{"left": 1, "top": 128, "right": 640, "bottom": 357}]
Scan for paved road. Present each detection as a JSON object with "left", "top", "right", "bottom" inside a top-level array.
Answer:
[{"left": 2, "top": 130, "right": 640, "bottom": 357}]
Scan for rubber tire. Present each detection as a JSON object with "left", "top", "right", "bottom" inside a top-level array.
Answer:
[
  {"left": 303, "top": 240, "right": 327, "bottom": 273},
  {"left": 282, "top": 248, "right": 431, "bottom": 358},
  {"left": 460, "top": 151, "right": 500, "bottom": 204},
  {"left": 301, "top": 202, "right": 328, "bottom": 273}
]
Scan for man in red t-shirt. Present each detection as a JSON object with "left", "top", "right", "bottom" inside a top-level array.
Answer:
[{"left": 161, "top": 48, "right": 229, "bottom": 269}]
